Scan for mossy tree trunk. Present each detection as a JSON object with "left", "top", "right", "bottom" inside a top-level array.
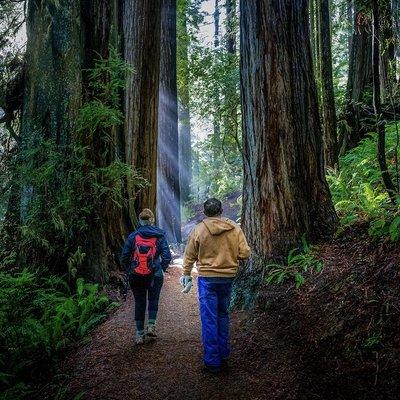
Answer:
[
  {"left": 22, "top": 0, "right": 82, "bottom": 150},
  {"left": 20, "top": 0, "right": 83, "bottom": 268},
  {"left": 19, "top": 0, "right": 141, "bottom": 281},
  {"left": 80, "top": 0, "right": 133, "bottom": 281},
  {"left": 240, "top": 0, "right": 337, "bottom": 261}
]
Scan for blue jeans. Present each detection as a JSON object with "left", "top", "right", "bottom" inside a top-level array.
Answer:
[
  {"left": 130, "top": 275, "right": 164, "bottom": 330},
  {"left": 198, "top": 277, "right": 234, "bottom": 367}
]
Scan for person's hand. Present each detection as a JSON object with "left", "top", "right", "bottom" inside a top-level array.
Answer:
[{"left": 180, "top": 275, "right": 193, "bottom": 294}]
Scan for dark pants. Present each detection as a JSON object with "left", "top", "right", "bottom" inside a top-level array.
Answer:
[
  {"left": 198, "top": 277, "right": 234, "bottom": 367},
  {"left": 130, "top": 275, "right": 164, "bottom": 330}
]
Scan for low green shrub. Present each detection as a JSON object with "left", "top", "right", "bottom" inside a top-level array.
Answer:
[
  {"left": 265, "top": 238, "right": 323, "bottom": 289},
  {"left": 327, "top": 123, "right": 400, "bottom": 240},
  {"left": 0, "top": 270, "right": 111, "bottom": 400}
]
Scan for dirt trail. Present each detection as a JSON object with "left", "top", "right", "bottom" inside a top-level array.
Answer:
[{"left": 65, "top": 265, "right": 299, "bottom": 400}]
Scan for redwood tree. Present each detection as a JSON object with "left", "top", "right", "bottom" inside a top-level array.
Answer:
[
  {"left": 372, "top": 1, "right": 396, "bottom": 202},
  {"left": 80, "top": 0, "right": 131, "bottom": 280},
  {"left": 177, "top": 0, "right": 192, "bottom": 203},
  {"left": 21, "top": 0, "right": 82, "bottom": 149},
  {"left": 240, "top": 0, "right": 337, "bottom": 259},
  {"left": 19, "top": 0, "right": 125, "bottom": 280},
  {"left": 394, "top": 0, "right": 400, "bottom": 79},
  {"left": 340, "top": 5, "right": 373, "bottom": 151},
  {"left": 157, "top": 0, "right": 182, "bottom": 243},
  {"left": 319, "top": 0, "right": 338, "bottom": 168},
  {"left": 123, "top": 0, "right": 163, "bottom": 214},
  {"left": 225, "top": 0, "right": 236, "bottom": 54},
  {"left": 16, "top": 0, "right": 163, "bottom": 281}
]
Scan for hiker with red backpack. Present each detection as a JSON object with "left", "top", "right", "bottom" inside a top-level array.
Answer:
[
  {"left": 121, "top": 209, "right": 172, "bottom": 345},
  {"left": 180, "top": 198, "right": 251, "bottom": 373}
]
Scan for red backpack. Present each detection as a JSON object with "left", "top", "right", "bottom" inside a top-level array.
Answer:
[{"left": 130, "top": 235, "right": 157, "bottom": 276}]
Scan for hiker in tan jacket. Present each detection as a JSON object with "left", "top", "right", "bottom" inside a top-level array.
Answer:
[{"left": 180, "top": 198, "right": 250, "bottom": 373}]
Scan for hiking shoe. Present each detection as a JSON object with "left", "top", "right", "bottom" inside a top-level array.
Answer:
[
  {"left": 135, "top": 333, "right": 145, "bottom": 345},
  {"left": 146, "top": 324, "right": 157, "bottom": 338}
]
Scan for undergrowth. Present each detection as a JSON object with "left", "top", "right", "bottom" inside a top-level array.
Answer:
[
  {"left": 265, "top": 237, "right": 323, "bottom": 289},
  {"left": 327, "top": 123, "right": 400, "bottom": 240},
  {"left": 0, "top": 270, "right": 114, "bottom": 400},
  {"left": 0, "top": 49, "right": 136, "bottom": 399},
  {"left": 0, "top": 48, "right": 146, "bottom": 274}
]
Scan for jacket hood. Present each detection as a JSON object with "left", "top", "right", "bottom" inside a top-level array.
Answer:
[
  {"left": 136, "top": 225, "right": 166, "bottom": 239},
  {"left": 202, "top": 217, "right": 236, "bottom": 236}
]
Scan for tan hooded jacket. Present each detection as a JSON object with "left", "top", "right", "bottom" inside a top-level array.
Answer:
[{"left": 182, "top": 217, "right": 251, "bottom": 278}]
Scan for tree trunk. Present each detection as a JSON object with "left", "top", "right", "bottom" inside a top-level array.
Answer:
[
  {"left": 123, "top": 0, "right": 163, "bottom": 214},
  {"left": 80, "top": 0, "right": 131, "bottom": 281},
  {"left": 309, "top": 0, "right": 316, "bottom": 62},
  {"left": 315, "top": 0, "right": 321, "bottom": 95},
  {"left": 372, "top": 1, "right": 396, "bottom": 202},
  {"left": 223, "top": 0, "right": 240, "bottom": 157},
  {"left": 340, "top": 7, "right": 373, "bottom": 152},
  {"left": 310, "top": 0, "right": 323, "bottom": 115},
  {"left": 240, "top": 0, "right": 337, "bottom": 259},
  {"left": 225, "top": 0, "right": 236, "bottom": 54},
  {"left": 347, "top": 0, "right": 353, "bottom": 56},
  {"left": 20, "top": 0, "right": 83, "bottom": 269},
  {"left": 177, "top": 0, "right": 192, "bottom": 203},
  {"left": 319, "top": 0, "right": 338, "bottom": 168},
  {"left": 157, "top": 0, "right": 182, "bottom": 243},
  {"left": 22, "top": 0, "right": 82, "bottom": 149},
  {"left": 380, "top": 0, "right": 395, "bottom": 102},
  {"left": 19, "top": 0, "right": 135, "bottom": 281},
  {"left": 394, "top": 0, "right": 400, "bottom": 80},
  {"left": 212, "top": 0, "right": 221, "bottom": 168}
]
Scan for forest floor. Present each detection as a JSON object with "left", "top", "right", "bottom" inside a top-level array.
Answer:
[
  {"left": 62, "top": 226, "right": 400, "bottom": 400},
  {"left": 63, "top": 266, "right": 297, "bottom": 400}
]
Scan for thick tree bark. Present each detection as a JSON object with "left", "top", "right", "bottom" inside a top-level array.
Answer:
[
  {"left": 319, "top": 0, "right": 338, "bottom": 168},
  {"left": 20, "top": 0, "right": 83, "bottom": 268},
  {"left": 19, "top": 0, "right": 136, "bottom": 281},
  {"left": 123, "top": 0, "right": 163, "bottom": 214},
  {"left": 372, "top": 1, "right": 396, "bottom": 202},
  {"left": 157, "top": 0, "right": 182, "bottom": 243},
  {"left": 177, "top": 0, "right": 192, "bottom": 203},
  {"left": 340, "top": 7, "right": 373, "bottom": 152},
  {"left": 22, "top": 0, "right": 82, "bottom": 149},
  {"left": 240, "top": 0, "right": 337, "bottom": 259},
  {"left": 81, "top": 0, "right": 131, "bottom": 281}
]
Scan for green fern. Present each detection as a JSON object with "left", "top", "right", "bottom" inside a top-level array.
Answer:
[
  {"left": 265, "top": 238, "right": 324, "bottom": 289},
  {"left": 327, "top": 124, "right": 400, "bottom": 240},
  {"left": 0, "top": 270, "right": 110, "bottom": 398}
]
